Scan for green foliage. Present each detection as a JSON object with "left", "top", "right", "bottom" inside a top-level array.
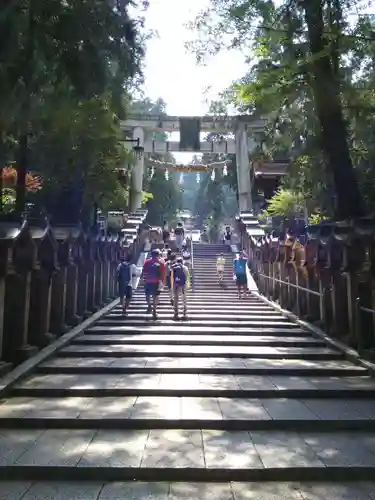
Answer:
[
  {"left": 188, "top": 0, "right": 375, "bottom": 219},
  {"left": 308, "top": 213, "right": 329, "bottom": 225},
  {"left": 132, "top": 97, "right": 182, "bottom": 223},
  {"left": 0, "top": 0, "right": 145, "bottom": 216},
  {"left": 145, "top": 169, "right": 182, "bottom": 226},
  {"left": 263, "top": 189, "right": 304, "bottom": 218}
]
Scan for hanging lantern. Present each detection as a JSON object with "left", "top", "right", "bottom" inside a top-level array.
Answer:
[
  {"left": 179, "top": 172, "right": 184, "bottom": 184},
  {"left": 165, "top": 169, "right": 169, "bottom": 180},
  {"left": 150, "top": 166, "right": 155, "bottom": 179},
  {"left": 211, "top": 169, "right": 216, "bottom": 181},
  {"left": 196, "top": 172, "right": 200, "bottom": 183},
  {"left": 223, "top": 163, "right": 228, "bottom": 176}
]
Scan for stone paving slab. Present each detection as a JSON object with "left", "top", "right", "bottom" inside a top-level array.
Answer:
[
  {"left": 76, "top": 334, "right": 323, "bottom": 346},
  {"left": 4, "top": 480, "right": 375, "bottom": 500},
  {"left": 15, "top": 374, "right": 375, "bottom": 393},
  {"left": 0, "top": 429, "right": 375, "bottom": 470},
  {"left": 104, "top": 314, "right": 290, "bottom": 322},
  {"left": 40, "top": 357, "right": 365, "bottom": 372},
  {"left": 86, "top": 326, "right": 306, "bottom": 334},
  {"left": 60, "top": 344, "right": 340, "bottom": 358},
  {"left": 118, "top": 304, "right": 276, "bottom": 311},
  {"left": 1, "top": 396, "right": 375, "bottom": 422},
  {"left": 95, "top": 319, "right": 297, "bottom": 327}
]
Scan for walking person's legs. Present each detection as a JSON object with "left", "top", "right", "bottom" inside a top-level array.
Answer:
[
  {"left": 123, "top": 285, "right": 132, "bottom": 315},
  {"left": 181, "top": 286, "right": 187, "bottom": 318},
  {"left": 236, "top": 274, "right": 247, "bottom": 299},
  {"left": 152, "top": 284, "right": 161, "bottom": 319},
  {"left": 173, "top": 286, "right": 182, "bottom": 319},
  {"left": 145, "top": 284, "right": 152, "bottom": 313}
]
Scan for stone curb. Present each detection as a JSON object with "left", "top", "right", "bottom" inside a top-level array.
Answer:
[
  {"left": 252, "top": 290, "right": 375, "bottom": 376},
  {"left": 0, "top": 464, "right": 373, "bottom": 482},
  {"left": 0, "top": 250, "right": 149, "bottom": 397}
]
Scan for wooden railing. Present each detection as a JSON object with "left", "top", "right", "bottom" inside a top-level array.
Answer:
[
  {"left": 236, "top": 216, "right": 375, "bottom": 356},
  {"left": 0, "top": 210, "right": 148, "bottom": 372}
]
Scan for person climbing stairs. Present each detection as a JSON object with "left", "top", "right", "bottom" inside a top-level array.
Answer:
[{"left": 0, "top": 243, "right": 375, "bottom": 498}]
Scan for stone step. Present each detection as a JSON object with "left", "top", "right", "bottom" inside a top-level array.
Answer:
[
  {"left": 113, "top": 305, "right": 277, "bottom": 313},
  {"left": 0, "top": 428, "right": 375, "bottom": 481},
  {"left": 97, "top": 316, "right": 293, "bottom": 325},
  {"left": 129, "top": 298, "right": 261, "bottom": 304},
  {"left": 94, "top": 319, "right": 299, "bottom": 328},
  {"left": 1, "top": 415, "right": 375, "bottom": 432},
  {"left": 2, "top": 397, "right": 375, "bottom": 428},
  {"left": 3, "top": 480, "right": 375, "bottom": 500},
  {"left": 38, "top": 357, "right": 367, "bottom": 377},
  {"left": 74, "top": 334, "right": 324, "bottom": 348},
  {"left": 13, "top": 374, "right": 375, "bottom": 399},
  {"left": 58, "top": 344, "right": 343, "bottom": 359},
  {"left": 86, "top": 325, "right": 309, "bottom": 335}
]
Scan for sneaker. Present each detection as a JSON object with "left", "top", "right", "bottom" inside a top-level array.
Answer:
[
  {"left": 173, "top": 313, "right": 179, "bottom": 320},
  {"left": 146, "top": 305, "right": 152, "bottom": 314}
]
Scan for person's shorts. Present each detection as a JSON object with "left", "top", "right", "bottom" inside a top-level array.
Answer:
[
  {"left": 162, "top": 231, "right": 170, "bottom": 242},
  {"left": 217, "top": 267, "right": 224, "bottom": 273},
  {"left": 236, "top": 273, "right": 247, "bottom": 286},
  {"left": 144, "top": 282, "right": 161, "bottom": 296},
  {"left": 119, "top": 284, "right": 132, "bottom": 300}
]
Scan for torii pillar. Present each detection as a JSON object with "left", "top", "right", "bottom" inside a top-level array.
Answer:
[
  {"left": 130, "top": 126, "right": 145, "bottom": 212},
  {"left": 235, "top": 122, "right": 252, "bottom": 212}
]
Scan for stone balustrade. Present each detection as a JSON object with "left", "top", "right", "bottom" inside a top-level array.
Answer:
[
  {"left": 0, "top": 209, "right": 148, "bottom": 373},
  {"left": 236, "top": 214, "right": 375, "bottom": 357}
]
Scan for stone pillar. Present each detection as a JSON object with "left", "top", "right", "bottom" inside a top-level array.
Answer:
[
  {"left": 235, "top": 123, "right": 252, "bottom": 212},
  {"left": 130, "top": 126, "right": 145, "bottom": 212}
]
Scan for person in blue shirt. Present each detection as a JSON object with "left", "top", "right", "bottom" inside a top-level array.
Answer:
[
  {"left": 116, "top": 254, "right": 137, "bottom": 315},
  {"left": 233, "top": 250, "right": 248, "bottom": 299}
]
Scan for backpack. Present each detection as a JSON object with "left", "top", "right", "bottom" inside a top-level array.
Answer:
[
  {"left": 171, "top": 262, "right": 186, "bottom": 286},
  {"left": 117, "top": 262, "right": 131, "bottom": 284},
  {"left": 148, "top": 259, "right": 162, "bottom": 280}
]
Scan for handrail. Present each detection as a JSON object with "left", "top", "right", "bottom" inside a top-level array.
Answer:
[
  {"left": 256, "top": 272, "right": 323, "bottom": 297},
  {"left": 190, "top": 235, "right": 194, "bottom": 271},
  {"left": 190, "top": 236, "right": 194, "bottom": 290},
  {"left": 357, "top": 297, "right": 375, "bottom": 315}
]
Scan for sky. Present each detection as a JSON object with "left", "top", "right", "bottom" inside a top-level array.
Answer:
[
  {"left": 141, "top": 0, "right": 247, "bottom": 163},
  {"left": 142, "top": 0, "right": 246, "bottom": 116}
]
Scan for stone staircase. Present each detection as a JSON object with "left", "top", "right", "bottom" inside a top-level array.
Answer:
[{"left": 0, "top": 243, "right": 375, "bottom": 498}]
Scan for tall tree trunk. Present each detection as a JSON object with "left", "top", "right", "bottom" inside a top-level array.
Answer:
[{"left": 303, "top": 0, "right": 365, "bottom": 219}]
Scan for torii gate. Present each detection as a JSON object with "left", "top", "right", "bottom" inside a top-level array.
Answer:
[{"left": 120, "top": 115, "right": 267, "bottom": 213}]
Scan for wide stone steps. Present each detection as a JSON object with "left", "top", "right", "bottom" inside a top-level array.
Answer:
[
  {"left": 3, "top": 480, "right": 375, "bottom": 499},
  {"left": 0, "top": 242, "right": 375, "bottom": 496}
]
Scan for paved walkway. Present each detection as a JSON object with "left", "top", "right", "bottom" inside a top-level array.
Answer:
[{"left": 0, "top": 243, "right": 375, "bottom": 498}]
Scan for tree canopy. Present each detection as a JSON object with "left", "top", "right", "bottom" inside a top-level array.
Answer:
[
  {"left": 188, "top": 0, "right": 375, "bottom": 220},
  {"left": 131, "top": 97, "right": 182, "bottom": 225},
  {"left": 0, "top": 0, "right": 146, "bottom": 221}
]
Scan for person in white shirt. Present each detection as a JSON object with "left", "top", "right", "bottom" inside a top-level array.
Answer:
[
  {"left": 182, "top": 244, "right": 191, "bottom": 269},
  {"left": 161, "top": 243, "right": 170, "bottom": 261},
  {"left": 216, "top": 253, "right": 226, "bottom": 283}
]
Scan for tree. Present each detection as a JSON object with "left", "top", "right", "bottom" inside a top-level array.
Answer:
[
  {"left": 28, "top": 94, "right": 131, "bottom": 223},
  {"left": 129, "top": 97, "right": 183, "bottom": 222},
  {"left": 188, "top": 0, "right": 375, "bottom": 219},
  {"left": 0, "top": 0, "right": 145, "bottom": 214},
  {"left": 264, "top": 189, "right": 304, "bottom": 218},
  {"left": 144, "top": 169, "right": 182, "bottom": 226}
]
